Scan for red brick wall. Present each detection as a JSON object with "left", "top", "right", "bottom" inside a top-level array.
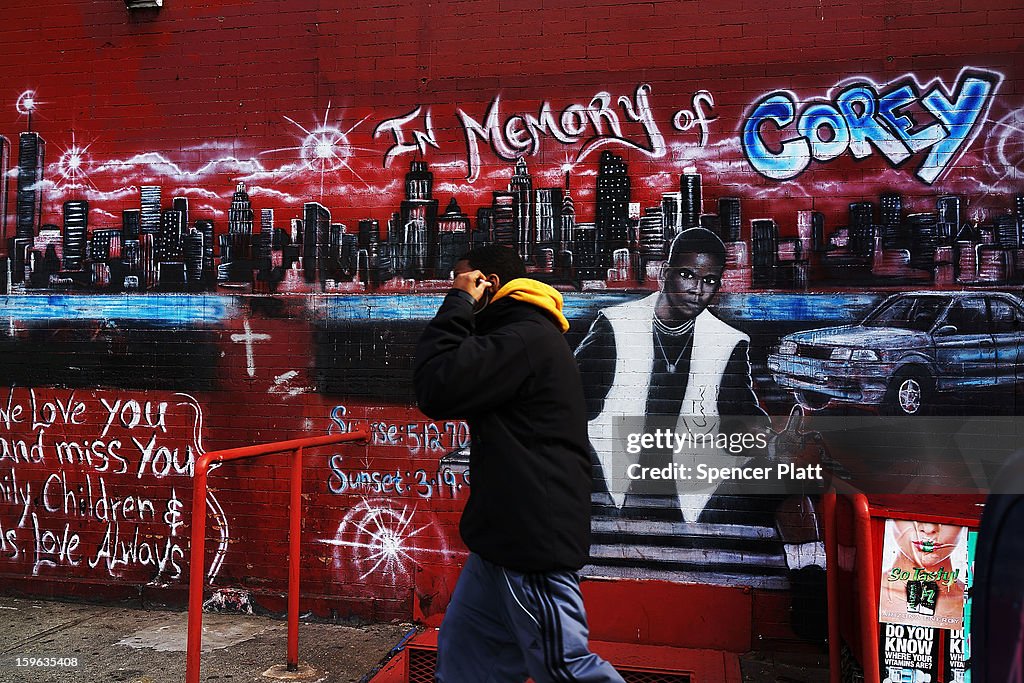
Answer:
[{"left": 0, "top": 0, "right": 1018, "bottom": 644}]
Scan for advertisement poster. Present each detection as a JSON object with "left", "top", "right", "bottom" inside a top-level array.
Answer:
[
  {"left": 952, "top": 530, "right": 979, "bottom": 683},
  {"left": 880, "top": 623, "right": 939, "bottom": 683},
  {"left": 945, "top": 629, "right": 967, "bottom": 683},
  {"left": 879, "top": 519, "right": 969, "bottom": 631}
]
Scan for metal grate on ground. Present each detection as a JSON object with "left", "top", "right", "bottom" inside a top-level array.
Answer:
[
  {"left": 620, "top": 671, "right": 692, "bottom": 683},
  {"left": 407, "top": 648, "right": 436, "bottom": 683}
]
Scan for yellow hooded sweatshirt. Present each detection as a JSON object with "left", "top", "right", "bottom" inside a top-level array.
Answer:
[{"left": 489, "top": 278, "right": 570, "bottom": 334}]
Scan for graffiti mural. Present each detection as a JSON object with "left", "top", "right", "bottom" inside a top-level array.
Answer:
[
  {"left": 0, "top": 0, "right": 1021, "bottom": 632},
  {"left": 0, "top": 388, "right": 225, "bottom": 583},
  {"left": 1, "top": 72, "right": 1021, "bottom": 299},
  {"left": 319, "top": 500, "right": 453, "bottom": 585},
  {"left": 742, "top": 68, "right": 1003, "bottom": 184},
  {"left": 455, "top": 83, "right": 670, "bottom": 182}
]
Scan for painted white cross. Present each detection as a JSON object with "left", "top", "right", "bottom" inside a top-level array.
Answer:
[{"left": 230, "top": 319, "right": 271, "bottom": 378}]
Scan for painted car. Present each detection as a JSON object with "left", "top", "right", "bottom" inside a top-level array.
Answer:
[{"left": 767, "top": 292, "right": 1024, "bottom": 414}]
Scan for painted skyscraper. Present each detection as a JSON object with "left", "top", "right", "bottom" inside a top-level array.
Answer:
[
  {"left": 399, "top": 161, "right": 438, "bottom": 278},
  {"left": 15, "top": 132, "right": 45, "bottom": 241},
  {"left": 140, "top": 186, "right": 162, "bottom": 235},
  {"left": 62, "top": 200, "right": 88, "bottom": 271},
  {"left": 509, "top": 158, "right": 533, "bottom": 260},
  {"left": 228, "top": 182, "right": 254, "bottom": 235},
  {"left": 303, "top": 201, "right": 331, "bottom": 283},
  {"left": 595, "top": 150, "right": 631, "bottom": 272},
  {"left": 0, "top": 136, "right": 9, "bottom": 242}
]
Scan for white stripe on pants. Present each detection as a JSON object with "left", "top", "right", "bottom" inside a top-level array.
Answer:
[{"left": 436, "top": 553, "right": 624, "bottom": 683}]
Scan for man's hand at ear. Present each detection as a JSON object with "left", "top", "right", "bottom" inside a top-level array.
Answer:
[{"left": 453, "top": 269, "right": 493, "bottom": 301}]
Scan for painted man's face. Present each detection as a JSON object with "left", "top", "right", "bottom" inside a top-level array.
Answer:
[{"left": 659, "top": 252, "right": 725, "bottom": 322}]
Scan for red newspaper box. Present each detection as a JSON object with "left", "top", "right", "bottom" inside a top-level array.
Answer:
[{"left": 823, "top": 492, "right": 985, "bottom": 683}]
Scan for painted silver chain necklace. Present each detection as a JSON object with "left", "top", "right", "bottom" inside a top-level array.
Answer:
[{"left": 653, "top": 317, "right": 695, "bottom": 373}]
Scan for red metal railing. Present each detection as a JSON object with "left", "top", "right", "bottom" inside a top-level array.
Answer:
[
  {"left": 185, "top": 431, "right": 369, "bottom": 683},
  {"left": 823, "top": 492, "right": 879, "bottom": 683}
]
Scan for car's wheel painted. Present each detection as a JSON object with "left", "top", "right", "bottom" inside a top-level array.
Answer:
[
  {"left": 794, "top": 390, "right": 831, "bottom": 411},
  {"left": 884, "top": 369, "right": 932, "bottom": 416}
]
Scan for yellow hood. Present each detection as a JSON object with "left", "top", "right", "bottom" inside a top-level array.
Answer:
[{"left": 490, "top": 278, "right": 570, "bottom": 333}]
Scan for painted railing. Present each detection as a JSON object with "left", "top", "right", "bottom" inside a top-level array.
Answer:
[{"left": 185, "top": 431, "right": 369, "bottom": 683}]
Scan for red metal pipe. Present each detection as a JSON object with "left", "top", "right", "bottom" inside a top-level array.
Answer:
[
  {"left": 185, "top": 452, "right": 211, "bottom": 683},
  {"left": 185, "top": 431, "right": 368, "bottom": 683},
  {"left": 288, "top": 446, "right": 303, "bottom": 671},
  {"left": 193, "top": 432, "right": 366, "bottom": 465},
  {"left": 822, "top": 491, "right": 840, "bottom": 683},
  {"left": 852, "top": 494, "right": 880, "bottom": 683}
]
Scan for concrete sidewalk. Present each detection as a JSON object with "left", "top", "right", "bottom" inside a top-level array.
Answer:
[
  {"left": 0, "top": 594, "right": 830, "bottom": 683},
  {"left": 0, "top": 595, "right": 410, "bottom": 683}
]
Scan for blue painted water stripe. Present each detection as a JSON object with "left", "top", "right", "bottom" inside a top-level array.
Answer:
[
  {"left": 0, "top": 292, "right": 880, "bottom": 324},
  {"left": 0, "top": 295, "right": 231, "bottom": 324},
  {"left": 320, "top": 292, "right": 881, "bottom": 322},
  {"left": 716, "top": 293, "right": 882, "bottom": 322},
  {"left": 316, "top": 293, "right": 645, "bottom": 321}
]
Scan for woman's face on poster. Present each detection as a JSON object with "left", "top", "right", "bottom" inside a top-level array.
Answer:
[{"left": 892, "top": 520, "right": 963, "bottom": 568}]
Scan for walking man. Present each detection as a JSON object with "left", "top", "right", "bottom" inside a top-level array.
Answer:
[{"left": 415, "top": 244, "right": 623, "bottom": 682}]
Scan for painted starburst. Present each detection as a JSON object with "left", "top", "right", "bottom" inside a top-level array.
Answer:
[
  {"left": 319, "top": 500, "right": 451, "bottom": 582},
  {"left": 55, "top": 132, "right": 99, "bottom": 191},
  {"left": 262, "top": 102, "right": 376, "bottom": 199},
  {"left": 15, "top": 90, "right": 46, "bottom": 131},
  {"left": 15, "top": 90, "right": 38, "bottom": 117}
]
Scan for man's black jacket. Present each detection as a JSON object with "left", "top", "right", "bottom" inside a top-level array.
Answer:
[{"left": 413, "top": 287, "right": 592, "bottom": 572}]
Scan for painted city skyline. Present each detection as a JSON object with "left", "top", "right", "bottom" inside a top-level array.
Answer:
[
  {"left": 2, "top": 133, "right": 1023, "bottom": 294},
  {"left": 0, "top": 72, "right": 1020, "bottom": 295}
]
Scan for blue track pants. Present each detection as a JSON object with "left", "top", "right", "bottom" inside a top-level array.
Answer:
[{"left": 436, "top": 553, "right": 625, "bottom": 683}]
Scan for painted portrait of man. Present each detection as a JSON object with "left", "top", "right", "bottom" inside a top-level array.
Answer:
[{"left": 575, "top": 227, "right": 769, "bottom": 523}]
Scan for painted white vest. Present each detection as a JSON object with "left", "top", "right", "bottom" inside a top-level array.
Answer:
[{"left": 588, "top": 293, "right": 749, "bottom": 522}]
